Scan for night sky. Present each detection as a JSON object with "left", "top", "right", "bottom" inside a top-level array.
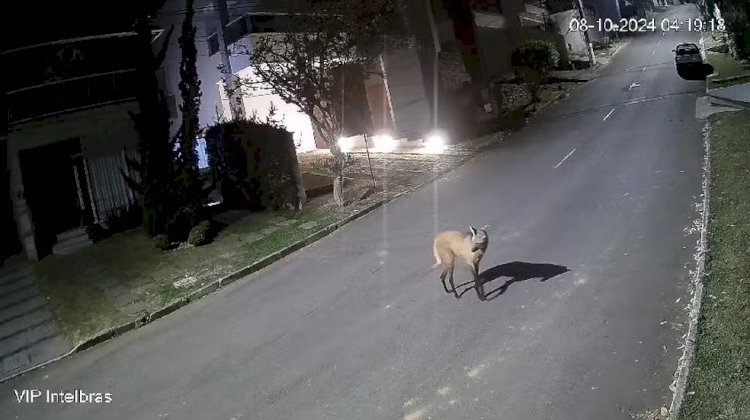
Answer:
[
  {"left": 3, "top": 1, "right": 138, "bottom": 51},
  {"left": 2, "top": 0, "right": 296, "bottom": 51}
]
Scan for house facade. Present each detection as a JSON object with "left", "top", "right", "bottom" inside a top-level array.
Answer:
[
  {"left": 548, "top": 0, "right": 603, "bottom": 62},
  {"left": 154, "top": 0, "right": 438, "bottom": 150},
  {"left": 2, "top": 0, "right": 444, "bottom": 262},
  {"left": 2, "top": 34, "right": 145, "bottom": 262},
  {"left": 431, "top": 0, "right": 573, "bottom": 84}
]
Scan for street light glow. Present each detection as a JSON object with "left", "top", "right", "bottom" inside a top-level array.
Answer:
[
  {"left": 373, "top": 134, "right": 396, "bottom": 153},
  {"left": 337, "top": 136, "right": 354, "bottom": 152},
  {"left": 423, "top": 131, "right": 446, "bottom": 154}
]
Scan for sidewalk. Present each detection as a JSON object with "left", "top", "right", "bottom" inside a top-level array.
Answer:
[
  {"left": 0, "top": 257, "right": 71, "bottom": 380},
  {"left": 707, "top": 82, "right": 750, "bottom": 108},
  {"left": 552, "top": 38, "right": 631, "bottom": 82}
]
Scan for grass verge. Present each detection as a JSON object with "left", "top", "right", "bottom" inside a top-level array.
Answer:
[
  {"left": 707, "top": 51, "right": 750, "bottom": 89},
  {"left": 679, "top": 109, "right": 750, "bottom": 420},
  {"left": 35, "top": 206, "right": 339, "bottom": 345}
]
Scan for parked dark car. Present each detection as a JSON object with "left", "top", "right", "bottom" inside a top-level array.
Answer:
[{"left": 673, "top": 43, "right": 705, "bottom": 77}]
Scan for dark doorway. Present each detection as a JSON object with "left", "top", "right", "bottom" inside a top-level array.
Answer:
[
  {"left": 18, "top": 138, "right": 94, "bottom": 258},
  {"left": 1, "top": 140, "right": 23, "bottom": 264}
]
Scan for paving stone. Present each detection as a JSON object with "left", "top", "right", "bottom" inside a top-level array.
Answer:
[
  {"left": 87, "top": 266, "right": 109, "bottom": 276},
  {"left": 265, "top": 216, "right": 286, "bottom": 225},
  {"left": 173, "top": 276, "right": 198, "bottom": 288},
  {"left": 243, "top": 233, "right": 264, "bottom": 244},
  {"left": 112, "top": 291, "right": 138, "bottom": 307},
  {"left": 104, "top": 284, "right": 131, "bottom": 298},
  {"left": 2, "top": 352, "right": 30, "bottom": 372},
  {"left": 299, "top": 221, "right": 319, "bottom": 230},
  {"left": 276, "top": 218, "right": 299, "bottom": 227},
  {"left": 121, "top": 300, "right": 150, "bottom": 316},
  {"left": 94, "top": 277, "right": 120, "bottom": 289},
  {"left": 260, "top": 226, "right": 280, "bottom": 235}
]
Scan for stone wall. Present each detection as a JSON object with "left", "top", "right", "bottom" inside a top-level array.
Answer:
[
  {"left": 438, "top": 49, "right": 473, "bottom": 92},
  {"left": 492, "top": 83, "right": 532, "bottom": 112}
]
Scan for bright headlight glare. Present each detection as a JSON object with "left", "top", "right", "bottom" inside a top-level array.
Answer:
[
  {"left": 337, "top": 136, "right": 354, "bottom": 152},
  {"left": 423, "top": 132, "right": 446, "bottom": 153},
  {"left": 373, "top": 134, "right": 396, "bottom": 152}
]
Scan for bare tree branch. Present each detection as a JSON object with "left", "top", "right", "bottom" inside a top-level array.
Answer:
[{"left": 232, "top": 0, "right": 407, "bottom": 146}]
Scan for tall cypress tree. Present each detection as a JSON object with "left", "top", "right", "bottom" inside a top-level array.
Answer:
[
  {"left": 172, "top": 0, "right": 206, "bottom": 237},
  {"left": 122, "top": 0, "right": 177, "bottom": 237}
]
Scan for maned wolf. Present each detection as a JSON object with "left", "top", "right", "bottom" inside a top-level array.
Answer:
[{"left": 433, "top": 226, "right": 489, "bottom": 301}]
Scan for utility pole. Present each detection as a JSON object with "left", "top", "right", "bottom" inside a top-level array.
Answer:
[
  {"left": 425, "top": 0, "right": 441, "bottom": 129},
  {"left": 214, "top": 0, "right": 246, "bottom": 120},
  {"left": 575, "top": 0, "right": 597, "bottom": 66}
]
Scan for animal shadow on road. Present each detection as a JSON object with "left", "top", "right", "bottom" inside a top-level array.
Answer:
[{"left": 457, "top": 261, "right": 570, "bottom": 301}]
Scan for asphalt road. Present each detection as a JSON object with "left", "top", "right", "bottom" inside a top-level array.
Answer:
[{"left": 1, "top": 5, "right": 707, "bottom": 420}]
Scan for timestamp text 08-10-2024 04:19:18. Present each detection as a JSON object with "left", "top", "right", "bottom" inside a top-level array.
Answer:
[{"left": 569, "top": 18, "right": 726, "bottom": 34}]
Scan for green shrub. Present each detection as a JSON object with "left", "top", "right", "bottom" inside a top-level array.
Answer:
[
  {"left": 205, "top": 117, "right": 302, "bottom": 212},
  {"left": 511, "top": 39, "right": 560, "bottom": 106},
  {"left": 187, "top": 220, "right": 213, "bottom": 246},
  {"left": 153, "top": 234, "right": 171, "bottom": 250},
  {"left": 724, "top": 5, "right": 750, "bottom": 60},
  {"left": 266, "top": 160, "right": 294, "bottom": 210},
  {"left": 708, "top": 44, "right": 730, "bottom": 54},
  {"left": 511, "top": 39, "right": 560, "bottom": 75},
  {"left": 592, "top": 37, "right": 613, "bottom": 50},
  {"left": 105, "top": 205, "right": 143, "bottom": 233}
]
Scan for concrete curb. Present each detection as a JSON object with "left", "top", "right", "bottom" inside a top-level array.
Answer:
[
  {"left": 667, "top": 121, "right": 712, "bottom": 419},
  {"left": 706, "top": 95, "right": 750, "bottom": 109},
  {"left": 709, "top": 74, "right": 750, "bottom": 85},
  {"left": 0, "top": 134, "right": 505, "bottom": 384},
  {"left": 705, "top": 75, "right": 750, "bottom": 108},
  {"left": 607, "top": 38, "right": 630, "bottom": 60}
]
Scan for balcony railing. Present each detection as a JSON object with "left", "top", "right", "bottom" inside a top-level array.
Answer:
[
  {"left": 3, "top": 33, "right": 143, "bottom": 93},
  {"left": 7, "top": 69, "right": 138, "bottom": 124}
]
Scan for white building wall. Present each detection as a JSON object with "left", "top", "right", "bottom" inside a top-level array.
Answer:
[
  {"left": 550, "top": 10, "right": 589, "bottom": 60},
  {"left": 156, "top": 0, "right": 316, "bottom": 153},
  {"left": 234, "top": 66, "right": 318, "bottom": 153},
  {"left": 157, "top": 0, "right": 235, "bottom": 135}
]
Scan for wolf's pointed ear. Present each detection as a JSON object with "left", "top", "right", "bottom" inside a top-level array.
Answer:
[{"left": 469, "top": 226, "right": 477, "bottom": 237}]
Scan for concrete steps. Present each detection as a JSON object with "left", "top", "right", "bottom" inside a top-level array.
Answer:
[
  {"left": 52, "top": 227, "right": 93, "bottom": 256},
  {"left": 0, "top": 321, "right": 62, "bottom": 356},
  {"left": 0, "top": 261, "right": 71, "bottom": 380},
  {"left": 0, "top": 296, "right": 49, "bottom": 336}
]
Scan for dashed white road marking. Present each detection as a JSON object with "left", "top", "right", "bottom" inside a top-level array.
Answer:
[
  {"left": 404, "top": 408, "right": 426, "bottom": 420},
  {"left": 641, "top": 66, "right": 646, "bottom": 71},
  {"left": 554, "top": 148, "right": 576, "bottom": 169},
  {"left": 603, "top": 108, "right": 615, "bottom": 121},
  {"left": 651, "top": 50, "right": 656, "bottom": 56}
]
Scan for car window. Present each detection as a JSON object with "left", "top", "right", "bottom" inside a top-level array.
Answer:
[{"left": 676, "top": 45, "right": 699, "bottom": 55}]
